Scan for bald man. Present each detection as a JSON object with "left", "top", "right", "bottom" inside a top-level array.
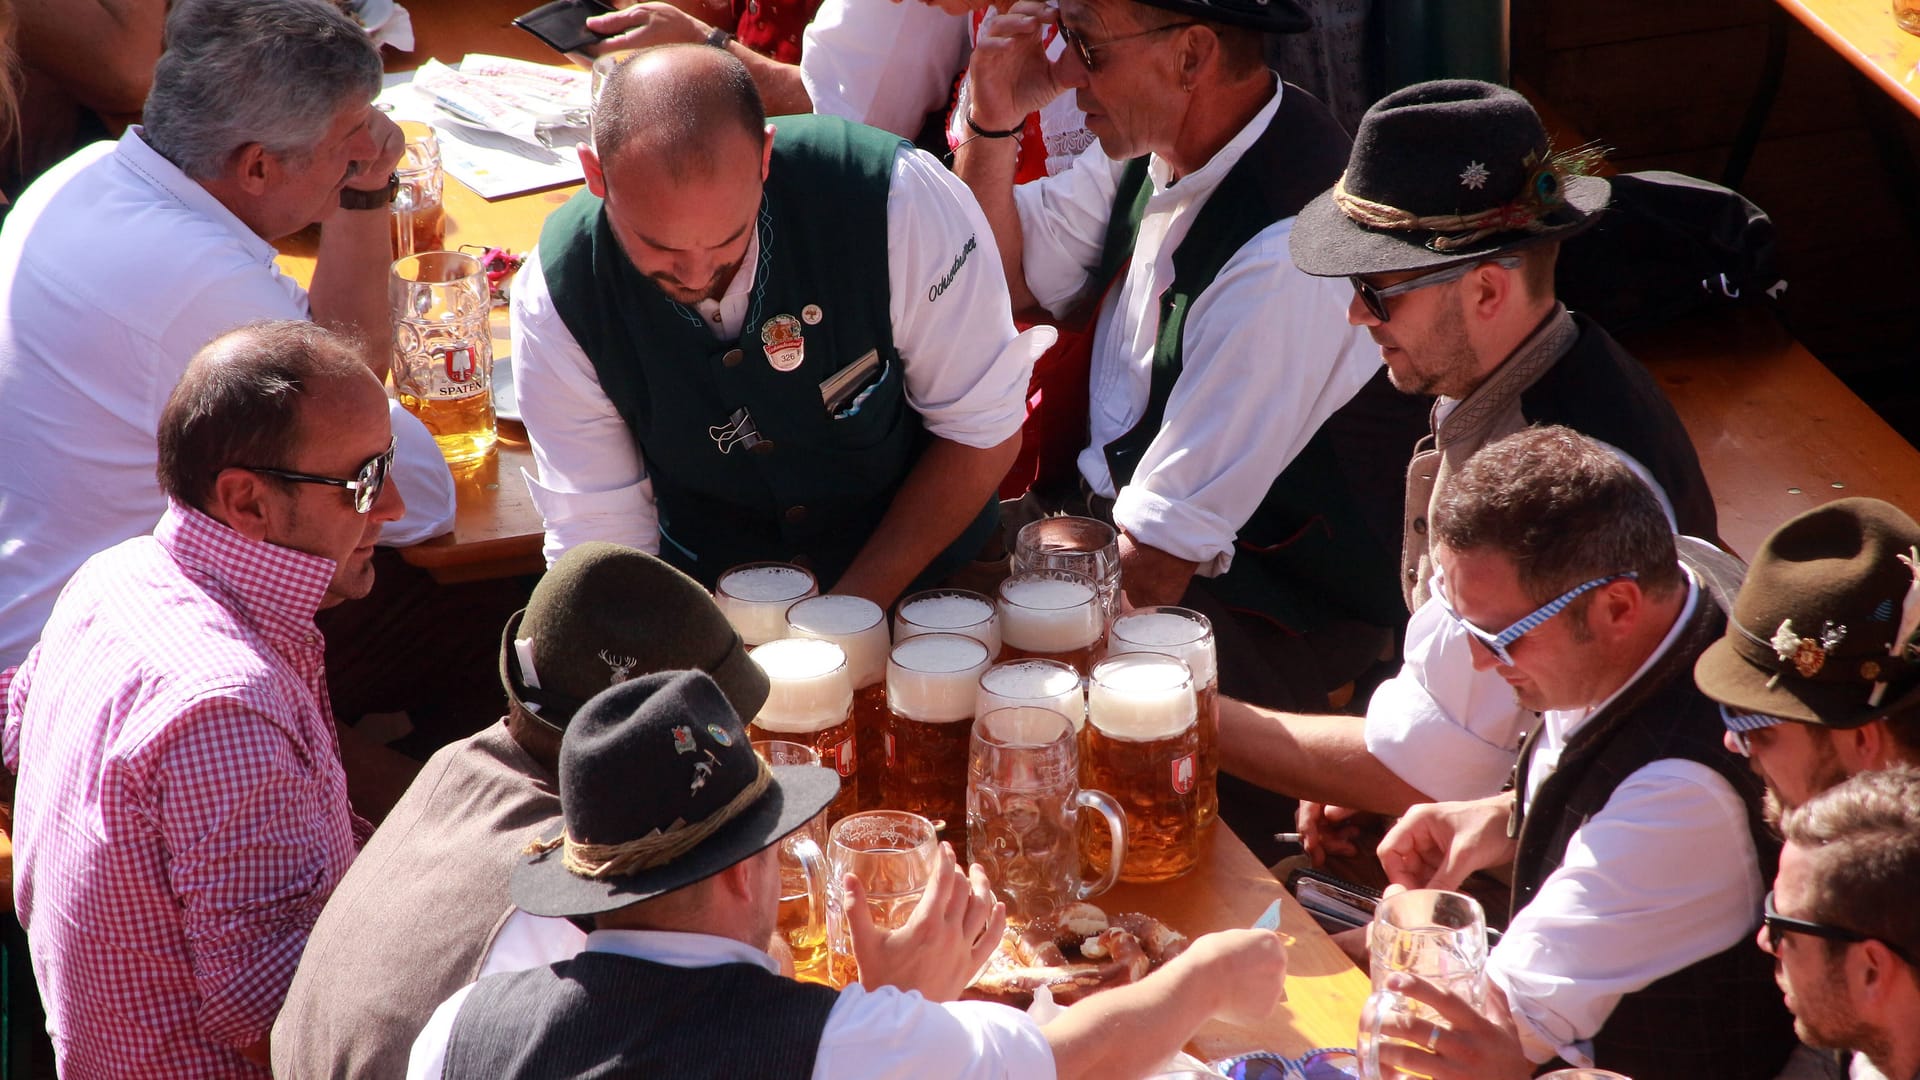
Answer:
[{"left": 511, "top": 45, "right": 1051, "bottom": 604}]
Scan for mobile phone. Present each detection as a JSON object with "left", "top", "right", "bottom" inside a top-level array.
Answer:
[
  {"left": 513, "top": 0, "right": 616, "bottom": 55},
  {"left": 1285, "top": 868, "right": 1381, "bottom": 932}
]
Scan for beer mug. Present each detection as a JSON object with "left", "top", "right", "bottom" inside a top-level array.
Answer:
[
  {"left": 391, "top": 251, "right": 496, "bottom": 465},
  {"left": 787, "top": 594, "right": 891, "bottom": 812},
  {"left": 1013, "top": 516, "right": 1123, "bottom": 624},
  {"left": 824, "top": 810, "right": 939, "bottom": 988},
  {"left": 1084, "top": 653, "right": 1199, "bottom": 882},
  {"left": 391, "top": 120, "right": 445, "bottom": 259},
  {"left": 747, "top": 637, "right": 859, "bottom": 823},
  {"left": 966, "top": 706, "right": 1125, "bottom": 924},
  {"left": 895, "top": 588, "right": 1001, "bottom": 659},
  {"left": 977, "top": 659, "right": 1086, "bottom": 733},
  {"left": 882, "top": 633, "right": 991, "bottom": 835},
  {"left": 997, "top": 569, "right": 1105, "bottom": 677},
  {"left": 1109, "top": 607, "right": 1219, "bottom": 828},
  {"left": 1357, "top": 890, "right": 1489, "bottom": 1080},
  {"left": 716, "top": 562, "right": 818, "bottom": 647},
  {"left": 754, "top": 739, "right": 831, "bottom": 984}
]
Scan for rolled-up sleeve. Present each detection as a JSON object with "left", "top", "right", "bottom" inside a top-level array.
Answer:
[
  {"left": 1011, "top": 146, "right": 1124, "bottom": 317},
  {"left": 509, "top": 251, "right": 660, "bottom": 565},
  {"left": 1110, "top": 220, "right": 1379, "bottom": 572},
  {"left": 1365, "top": 594, "right": 1535, "bottom": 801},
  {"left": 887, "top": 147, "right": 1053, "bottom": 449},
  {"left": 800, "top": 0, "right": 971, "bottom": 139}
]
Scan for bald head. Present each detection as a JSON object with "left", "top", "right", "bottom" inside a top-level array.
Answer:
[{"left": 592, "top": 44, "right": 766, "bottom": 183}]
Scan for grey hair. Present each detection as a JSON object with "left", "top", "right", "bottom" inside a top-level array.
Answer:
[{"left": 143, "top": 0, "right": 382, "bottom": 180}]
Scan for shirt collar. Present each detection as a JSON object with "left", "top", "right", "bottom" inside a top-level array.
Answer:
[
  {"left": 155, "top": 500, "right": 338, "bottom": 646},
  {"left": 1146, "top": 77, "right": 1282, "bottom": 196},
  {"left": 584, "top": 928, "right": 781, "bottom": 975},
  {"left": 114, "top": 128, "right": 281, "bottom": 268}
]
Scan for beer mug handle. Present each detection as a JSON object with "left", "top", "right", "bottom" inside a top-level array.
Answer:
[
  {"left": 791, "top": 833, "right": 830, "bottom": 940},
  {"left": 1073, "top": 787, "right": 1128, "bottom": 900},
  {"left": 394, "top": 180, "right": 416, "bottom": 259},
  {"left": 1356, "top": 987, "right": 1409, "bottom": 1080}
]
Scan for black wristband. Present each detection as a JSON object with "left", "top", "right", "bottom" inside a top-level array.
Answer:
[
  {"left": 965, "top": 112, "right": 1023, "bottom": 140},
  {"left": 705, "top": 26, "right": 734, "bottom": 49}
]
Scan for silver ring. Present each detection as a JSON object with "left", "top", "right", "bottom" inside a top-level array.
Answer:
[{"left": 1425, "top": 1022, "right": 1441, "bottom": 1053}]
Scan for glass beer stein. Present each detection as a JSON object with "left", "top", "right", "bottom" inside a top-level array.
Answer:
[
  {"left": 882, "top": 633, "right": 991, "bottom": 836},
  {"left": 895, "top": 588, "right": 1001, "bottom": 659},
  {"left": 391, "top": 250, "right": 496, "bottom": 464},
  {"left": 824, "top": 810, "right": 939, "bottom": 988},
  {"left": 996, "top": 569, "right": 1105, "bottom": 677},
  {"left": 1357, "top": 890, "right": 1490, "bottom": 1080},
  {"left": 715, "top": 562, "right": 818, "bottom": 647},
  {"left": 966, "top": 706, "right": 1125, "bottom": 925},
  {"left": 753, "top": 739, "right": 831, "bottom": 985},
  {"left": 1084, "top": 653, "right": 1199, "bottom": 882},
  {"left": 390, "top": 120, "right": 445, "bottom": 259},
  {"left": 1013, "top": 516, "right": 1123, "bottom": 624},
  {"left": 786, "top": 594, "right": 891, "bottom": 812},
  {"left": 1109, "top": 607, "right": 1220, "bottom": 828},
  {"left": 976, "top": 658, "right": 1086, "bottom": 733},
  {"left": 747, "top": 637, "right": 859, "bottom": 823}
]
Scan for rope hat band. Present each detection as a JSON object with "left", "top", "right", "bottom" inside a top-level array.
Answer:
[
  {"left": 1330, "top": 145, "right": 1604, "bottom": 254},
  {"left": 526, "top": 753, "right": 774, "bottom": 879}
]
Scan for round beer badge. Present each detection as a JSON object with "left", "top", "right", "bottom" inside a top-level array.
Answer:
[
  {"left": 761, "top": 314, "right": 806, "bottom": 372},
  {"left": 802, "top": 304, "right": 824, "bottom": 325}
]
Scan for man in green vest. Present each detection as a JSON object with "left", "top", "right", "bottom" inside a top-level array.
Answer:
[
  {"left": 512, "top": 44, "right": 1051, "bottom": 602},
  {"left": 954, "top": 0, "right": 1425, "bottom": 714}
]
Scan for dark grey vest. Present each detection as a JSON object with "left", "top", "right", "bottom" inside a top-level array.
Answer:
[
  {"left": 1511, "top": 578, "right": 1796, "bottom": 1079},
  {"left": 442, "top": 951, "right": 840, "bottom": 1079}
]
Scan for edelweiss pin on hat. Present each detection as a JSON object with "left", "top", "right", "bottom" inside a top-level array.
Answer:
[
  {"left": 1695, "top": 498, "right": 1920, "bottom": 728},
  {"left": 1290, "top": 80, "right": 1610, "bottom": 276},
  {"left": 515, "top": 670, "right": 840, "bottom": 917}
]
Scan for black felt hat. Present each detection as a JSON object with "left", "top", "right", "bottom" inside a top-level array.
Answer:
[
  {"left": 1291, "top": 80, "right": 1610, "bottom": 276},
  {"left": 1133, "top": 0, "right": 1312, "bottom": 34},
  {"left": 1695, "top": 499, "right": 1920, "bottom": 729},
  {"left": 512, "top": 670, "right": 840, "bottom": 918},
  {"left": 499, "top": 542, "right": 768, "bottom": 734}
]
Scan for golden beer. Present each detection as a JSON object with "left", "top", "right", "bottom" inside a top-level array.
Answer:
[
  {"left": 1109, "top": 608, "right": 1220, "bottom": 828},
  {"left": 754, "top": 739, "right": 832, "bottom": 983},
  {"left": 748, "top": 637, "right": 859, "bottom": 822},
  {"left": 397, "top": 386, "right": 496, "bottom": 464},
  {"left": 717, "top": 563, "right": 818, "bottom": 647},
  {"left": 882, "top": 633, "right": 990, "bottom": 836},
  {"left": 787, "top": 594, "right": 892, "bottom": 812},
  {"left": 390, "top": 120, "right": 446, "bottom": 258},
  {"left": 1084, "top": 654, "right": 1199, "bottom": 882},
  {"left": 391, "top": 251, "right": 496, "bottom": 465},
  {"left": 895, "top": 589, "right": 1001, "bottom": 659},
  {"left": 779, "top": 866, "right": 830, "bottom": 983},
  {"left": 825, "top": 811, "right": 938, "bottom": 987},
  {"left": 997, "top": 571, "right": 1105, "bottom": 677},
  {"left": 390, "top": 198, "right": 447, "bottom": 259}
]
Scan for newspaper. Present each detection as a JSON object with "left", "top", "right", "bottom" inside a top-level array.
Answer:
[{"left": 376, "top": 56, "right": 591, "bottom": 199}]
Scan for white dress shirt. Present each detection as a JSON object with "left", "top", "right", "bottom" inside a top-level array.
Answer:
[
  {"left": 511, "top": 143, "right": 1052, "bottom": 566},
  {"left": 0, "top": 130, "right": 456, "bottom": 668},
  {"left": 1012, "top": 85, "right": 1379, "bottom": 572},
  {"left": 799, "top": 0, "right": 971, "bottom": 140},
  {"left": 1486, "top": 575, "right": 1766, "bottom": 1066},
  {"left": 408, "top": 929, "right": 1056, "bottom": 1080}
]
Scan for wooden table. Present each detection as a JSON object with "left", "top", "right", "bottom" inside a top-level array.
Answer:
[
  {"left": 1118, "top": 826, "right": 1372, "bottom": 1060},
  {"left": 1775, "top": 0, "right": 1920, "bottom": 119}
]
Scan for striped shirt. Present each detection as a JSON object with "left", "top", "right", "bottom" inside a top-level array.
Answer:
[{"left": 4, "top": 501, "right": 365, "bottom": 1079}]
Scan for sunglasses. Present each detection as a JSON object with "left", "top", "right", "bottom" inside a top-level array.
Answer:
[
  {"left": 1058, "top": 20, "right": 1198, "bottom": 73},
  {"left": 1762, "top": 890, "right": 1918, "bottom": 966},
  {"left": 1718, "top": 703, "right": 1785, "bottom": 757},
  {"left": 240, "top": 436, "right": 396, "bottom": 514},
  {"left": 1349, "top": 256, "right": 1522, "bottom": 323},
  {"left": 1432, "top": 571, "right": 1638, "bottom": 667},
  {"left": 1214, "top": 1048, "right": 1359, "bottom": 1080}
]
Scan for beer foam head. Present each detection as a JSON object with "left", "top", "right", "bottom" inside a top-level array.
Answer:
[
  {"left": 1111, "top": 609, "right": 1218, "bottom": 686},
  {"left": 749, "top": 637, "right": 853, "bottom": 733},
  {"left": 886, "top": 633, "right": 990, "bottom": 723},
  {"left": 996, "top": 574, "right": 1101, "bottom": 652},
  {"left": 896, "top": 590, "right": 1000, "bottom": 657},
  {"left": 1088, "top": 654, "right": 1196, "bottom": 742},
  {"left": 786, "top": 594, "right": 889, "bottom": 689},
  {"left": 717, "top": 563, "right": 816, "bottom": 646},
  {"left": 978, "top": 659, "right": 1085, "bottom": 730}
]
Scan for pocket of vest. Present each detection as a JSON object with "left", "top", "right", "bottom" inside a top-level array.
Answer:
[{"left": 819, "top": 353, "right": 902, "bottom": 451}]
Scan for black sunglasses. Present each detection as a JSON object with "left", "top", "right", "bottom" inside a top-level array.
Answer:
[
  {"left": 1058, "top": 21, "right": 1198, "bottom": 73},
  {"left": 240, "top": 436, "right": 396, "bottom": 515},
  {"left": 1349, "top": 256, "right": 1522, "bottom": 323},
  {"left": 1763, "top": 890, "right": 1918, "bottom": 966}
]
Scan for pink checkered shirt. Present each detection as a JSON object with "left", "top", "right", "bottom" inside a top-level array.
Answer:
[{"left": 3, "top": 501, "right": 367, "bottom": 1079}]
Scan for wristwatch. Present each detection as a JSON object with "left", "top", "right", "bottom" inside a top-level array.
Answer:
[
  {"left": 705, "top": 26, "right": 735, "bottom": 49},
  {"left": 339, "top": 172, "right": 399, "bottom": 211}
]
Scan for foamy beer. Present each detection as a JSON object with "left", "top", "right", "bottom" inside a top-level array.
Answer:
[
  {"left": 976, "top": 659, "right": 1086, "bottom": 733},
  {"left": 1084, "top": 653, "right": 1200, "bottom": 882},
  {"left": 894, "top": 588, "right": 1001, "bottom": 659},
  {"left": 882, "top": 633, "right": 991, "bottom": 835},
  {"left": 1109, "top": 607, "right": 1219, "bottom": 829},
  {"left": 715, "top": 562, "right": 819, "bottom": 647},
  {"left": 996, "top": 570, "right": 1105, "bottom": 677},
  {"left": 787, "top": 594, "right": 891, "bottom": 812},
  {"left": 748, "top": 637, "right": 859, "bottom": 822}
]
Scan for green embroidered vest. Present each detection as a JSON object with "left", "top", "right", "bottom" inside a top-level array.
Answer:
[
  {"left": 538, "top": 114, "right": 996, "bottom": 588},
  {"left": 1099, "top": 86, "right": 1423, "bottom": 633}
]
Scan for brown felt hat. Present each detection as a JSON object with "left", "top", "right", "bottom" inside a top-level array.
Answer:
[
  {"left": 1695, "top": 498, "right": 1920, "bottom": 728},
  {"left": 499, "top": 543, "right": 769, "bottom": 734}
]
